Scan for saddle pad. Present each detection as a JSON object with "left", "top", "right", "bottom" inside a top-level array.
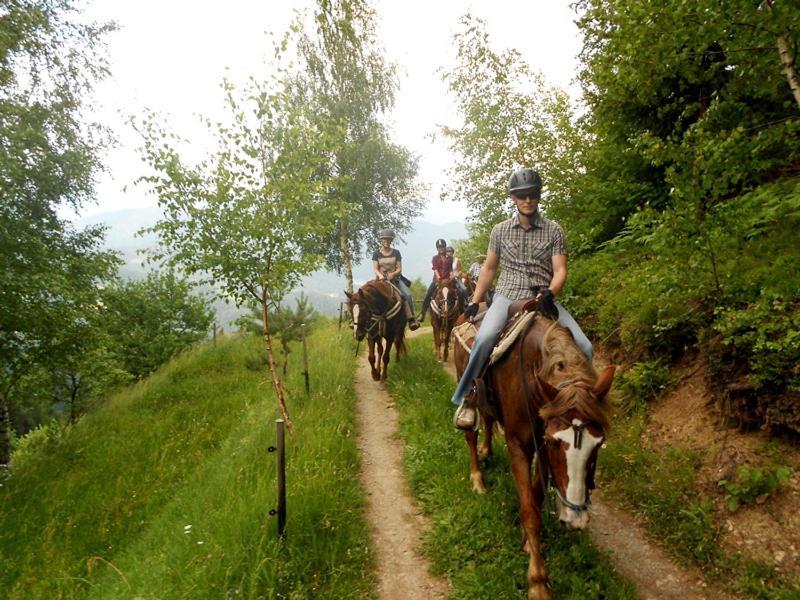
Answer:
[{"left": 451, "top": 310, "right": 538, "bottom": 366}]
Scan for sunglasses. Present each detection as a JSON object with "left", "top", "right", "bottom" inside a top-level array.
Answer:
[{"left": 513, "top": 191, "right": 539, "bottom": 201}]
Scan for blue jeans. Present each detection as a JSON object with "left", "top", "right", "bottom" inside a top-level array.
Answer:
[
  {"left": 450, "top": 294, "right": 593, "bottom": 406},
  {"left": 393, "top": 278, "right": 414, "bottom": 307},
  {"left": 453, "top": 277, "right": 469, "bottom": 302}
]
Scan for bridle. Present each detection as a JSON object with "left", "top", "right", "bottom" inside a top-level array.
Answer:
[
  {"left": 351, "top": 284, "right": 403, "bottom": 342},
  {"left": 431, "top": 280, "right": 462, "bottom": 330},
  {"left": 517, "top": 318, "right": 603, "bottom": 515}
]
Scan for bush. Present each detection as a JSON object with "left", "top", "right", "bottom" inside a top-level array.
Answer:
[
  {"left": 9, "top": 422, "right": 64, "bottom": 471},
  {"left": 718, "top": 466, "right": 792, "bottom": 512},
  {"left": 616, "top": 360, "right": 675, "bottom": 414}
]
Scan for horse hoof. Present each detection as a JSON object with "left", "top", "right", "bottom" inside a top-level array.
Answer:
[
  {"left": 470, "top": 473, "right": 486, "bottom": 494},
  {"left": 527, "top": 583, "right": 553, "bottom": 600}
]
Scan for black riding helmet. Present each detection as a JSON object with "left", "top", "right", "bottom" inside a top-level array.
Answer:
[
  {"left": 435, "top": 238, "right": 447, "bottom": 248},
  {"left": 378, "top": 228, "right": 395, "bottom": 240},
  {"left": 508, "top": 168, "right": 542, "bottom": 195}
]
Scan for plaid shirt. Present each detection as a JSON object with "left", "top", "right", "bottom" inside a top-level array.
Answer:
[
  {"left": 488, "top": 212, "right": 566, "bottom": 300},
  {"left": 468, "top": 262, "right": 482, "bottom": 280}
]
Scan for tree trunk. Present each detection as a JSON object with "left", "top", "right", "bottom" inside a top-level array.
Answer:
[
  {"left": 0, "top": 391, "right": 11, "bottom": 466},
  {"left": 777, "top": 34, "right": 800, "bottom": 111},
  {"left": 261, "top": 295, "right": 295, "bottom": 438},
  {"left": 339, "top": 219, "right": 354, "bottom": 294}
]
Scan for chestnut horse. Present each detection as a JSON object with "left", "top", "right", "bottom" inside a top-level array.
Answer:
[
  {"left": 453, "top": 306, "right": 615, "bottom": 600},
  {"left": 345, "top": 279, "right": 407, "bottom": 381},
  {"left": 429, "top": 277, "right": 463, "bottom": 362}
]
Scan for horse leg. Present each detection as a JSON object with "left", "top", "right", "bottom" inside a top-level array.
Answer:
[
  {"left": 478, "top": 412, "right": 495, "bottom": 461},
  {"left": 507, "top": 439, "right": 551, "bottom": 600},
  {"left": 381, "top": 338, "right": 392, "bottom": 381},
  {"left": 464, "top": 427, "right": 486, "bottom": 494},
  {"left": 374, "top": 338, "right": 384, "bottom": 381},
  {"left": 368, "top": 338, "right": 380, "bottom": 381},
  {"left": 443, "top": 325, "right": 450, "bottom": 363}
]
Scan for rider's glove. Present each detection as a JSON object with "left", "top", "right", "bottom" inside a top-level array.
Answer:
[
  {"left": 463, "top": 303, "right": 479, "bottom": 320},
  {"left": 536, "top": 289, "right": 559, "bottom": 321}
]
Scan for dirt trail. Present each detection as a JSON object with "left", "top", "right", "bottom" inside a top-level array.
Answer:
[
  {"left": 438, "top": 339, "right": 721, "bottom": 600},
  {"left": 354, "top": 333, "right": 449, "bottom": 600}
]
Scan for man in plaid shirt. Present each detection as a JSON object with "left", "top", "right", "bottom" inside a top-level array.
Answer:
[{"left": 452, "top": 167, "right": 593, "bottom": 430}]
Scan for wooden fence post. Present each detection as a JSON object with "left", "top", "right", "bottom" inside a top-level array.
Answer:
[
  {"left": 301, "top": 323, "right": 310, "bottom": 395},
  {"left": 276, "top": 418, "right": 286, "bottom": 537}
]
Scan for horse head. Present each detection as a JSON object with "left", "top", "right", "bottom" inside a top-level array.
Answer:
[
  {"left": 434, "top": 277, "right": 462, "bottom": 317},
  {"left": 538, "top": 361, "right": 615, "bottom": 530},
  {"left": 345, "top": 288, "right": 368, "bottom": 341},
  {"left": 345, "top": 280, "right": 393, "bottom": 341}
]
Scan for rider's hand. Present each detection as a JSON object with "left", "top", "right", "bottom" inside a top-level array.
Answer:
[
  {"left": 464, "top": 303, "right": 479, "bottom": 320},
  {"left": 536, "top": 289, "right": 559, "bottom": 321}
]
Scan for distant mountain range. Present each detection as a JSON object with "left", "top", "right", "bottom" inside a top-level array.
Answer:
[{"left": 76, "top": 207, "right": 467, "bottom": 324}]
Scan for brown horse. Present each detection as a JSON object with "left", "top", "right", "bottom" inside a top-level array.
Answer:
[
  {"left": 429, "top": 277, "right": 463, "bottom": 362},
  {"left": 345, "top": 279, "right": 407, "bottom": 381},
  {"left": 453, "top": 306, "right": 615, "bottom": 600}
]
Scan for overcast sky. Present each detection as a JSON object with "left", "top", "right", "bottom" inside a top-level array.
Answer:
[{"left": 74, "top": 0, "right": 583, "bottom": 224}]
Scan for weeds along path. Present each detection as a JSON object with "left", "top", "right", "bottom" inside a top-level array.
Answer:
[
  {"left": 354, "top": 327, "right": 449, "bottom": 600},
  {"left": 439, "top": 342, "right": 720, "bottom": 600}
]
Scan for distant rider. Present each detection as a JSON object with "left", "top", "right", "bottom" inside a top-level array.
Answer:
[
  {"left": 446, "top": 245, "right": 470, "bottom": 303},
  {"left": 418, "top": 238, "right": 452, "bottom": 323},
  {"left": 372, "top": 228, "right": 420, "bottom": 331}
]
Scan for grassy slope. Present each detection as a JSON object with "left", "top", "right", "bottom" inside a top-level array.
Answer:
[
  {"left": 386, "top": 333, "right": 634, "bottom": 599},
  {"left": 0, "top": 323, "right": 375, "bottom": 599}
]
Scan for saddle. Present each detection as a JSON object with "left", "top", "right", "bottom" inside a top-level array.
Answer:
[
  {"left": 452, "top": 296, "right": 540, "bottom": 365},
  {"left": 451, "top": 296, "right": 545, "bottom": 422}
]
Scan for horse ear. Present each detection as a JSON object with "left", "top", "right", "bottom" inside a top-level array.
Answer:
[
  {"left": 358, "top": 289, "right": 364, "bottom": 299},
  {"left": 593, "top": 365, "right": 616, "bottom": 400},
  {"left": 344, "top": 290, "right": 351, "bottom": 300}
]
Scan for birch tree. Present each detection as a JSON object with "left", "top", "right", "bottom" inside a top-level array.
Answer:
[
  {"left": 136, "top": 78, "right": 335, "bottom": 435},
  {"left": 293, "top": 0, "right": 423, "bottom": 292}
]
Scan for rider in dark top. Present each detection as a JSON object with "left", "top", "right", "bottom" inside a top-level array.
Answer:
[
  {"left": 372, "top": 228, "right": 420, "bottom": 330},
  {"left": 417, "top": 238, "right": 452, "bottom": 322}
]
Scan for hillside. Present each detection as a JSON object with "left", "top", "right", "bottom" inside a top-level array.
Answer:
[{"left": 0, "top": 324, "right": 375, "bottom": 598}]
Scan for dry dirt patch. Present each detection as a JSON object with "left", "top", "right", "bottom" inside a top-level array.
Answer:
[{"left": 647, "top": 362, "right": 800, "bottom": 576}]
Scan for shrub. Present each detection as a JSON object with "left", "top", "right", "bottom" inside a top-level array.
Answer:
[
  {"left": 616, "top": 360, "right": 675, "bottom": 413},
  {"left": 718, "top": 465, "right": 792, "bottom": 512}
]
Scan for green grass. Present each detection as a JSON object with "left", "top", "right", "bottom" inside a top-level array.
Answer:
[
  {"left": 600, "top": 410, "right": 800, "bottom": 599},
  {"left": 1, "top": 322, "right": 376, "bottom": 599},
  {"left": 386, "top": 333, "right": 635, "bottom": 599}
]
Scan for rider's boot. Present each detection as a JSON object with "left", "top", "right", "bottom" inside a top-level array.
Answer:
[
  {"left": 417, "top": 300, "right": 430, "bottom": 323},
  {"left": 405, "top": 300, "right": 420, "bottom": 330},
  {"left": 453, "top": 395, "right": 479, "bottom": 431}
]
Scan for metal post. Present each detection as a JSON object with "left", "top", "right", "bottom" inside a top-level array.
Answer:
[
  {"left": 301, "top": 323, "right": 310, "bottom": 395},
  {"left": 276, "top": 418, "right": 286, "bottom": 537},
  {"left": 338, "top": 302, "right": 344, "bottom": 330},
  {"left": 212, "top": 323, "right": 217, "bottom": 346}
]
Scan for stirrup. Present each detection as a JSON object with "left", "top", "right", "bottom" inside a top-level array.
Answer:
[{"left": 453, "top": 401, "right": 479, "bottom": 432}]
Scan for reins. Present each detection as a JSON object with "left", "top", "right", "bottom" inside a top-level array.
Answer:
[{"left": 353, "top": 283, "right": 403, "bottom": 342}]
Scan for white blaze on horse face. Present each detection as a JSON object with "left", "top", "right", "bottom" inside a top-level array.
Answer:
[
  {"left": 352, "top": 304, "right": 360, "bottom": 339},
  {"left": 442, "top": 286, "right": 449, "bottom": 312},
  {"left": 555, "top": 418, "right": 602, "bottom": 529}
]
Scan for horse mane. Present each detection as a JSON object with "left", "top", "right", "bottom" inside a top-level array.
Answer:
[
  {"left": 360, "top": 280, "right": 407, "bottom": 358},
  {"left": 536, "top": 320, "right": 610, "bottom": 431},
  {"left": 361, "top": 280, "right": 392, "bottom": 312}
]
